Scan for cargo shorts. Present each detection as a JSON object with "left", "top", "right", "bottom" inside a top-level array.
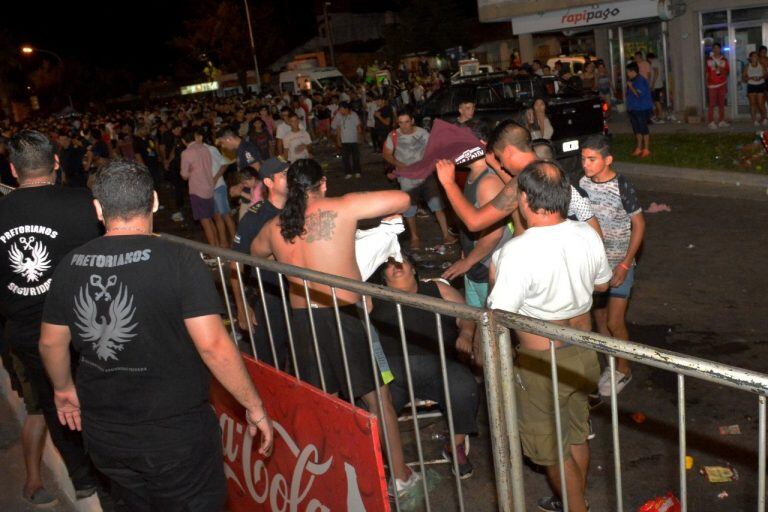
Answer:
[{"left": 515, "top": 344, "right": 600, "bottom": 466}]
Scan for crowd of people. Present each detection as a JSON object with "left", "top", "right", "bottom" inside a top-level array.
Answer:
[{"left": 0, "top": 53, "right": 651, "bottom": 512}]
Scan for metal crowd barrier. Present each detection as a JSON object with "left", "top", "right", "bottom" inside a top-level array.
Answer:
[
  {"left": 491, "top": 310, "right": 768, "bottom": 512},
  {"left": 161, "top": 233, "right": 490, "bottom": 512},
  {"left": 161, "top": 232, "right": 768, "bottom": 512}
]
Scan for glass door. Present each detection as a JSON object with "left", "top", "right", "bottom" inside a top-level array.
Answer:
[{"left": 733, "top": 23, "right": 768, "bottom": 117}]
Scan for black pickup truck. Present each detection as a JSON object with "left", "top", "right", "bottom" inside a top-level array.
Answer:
[{"left": 414, "top": 73, "right": 608, "bottom": 173}]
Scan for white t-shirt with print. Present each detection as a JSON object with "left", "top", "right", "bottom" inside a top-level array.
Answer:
[{"left": 488, "top": 219, "right": 611, "bottom": 320}]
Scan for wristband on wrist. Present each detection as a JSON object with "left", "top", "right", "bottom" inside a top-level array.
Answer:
[{"left": 618, "top": 262, "right": 631, "bottom": 271}]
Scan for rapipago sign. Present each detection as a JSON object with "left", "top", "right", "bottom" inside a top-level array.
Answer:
[{"left": 511, "top": 0, "right": 663, "bottom": 34}]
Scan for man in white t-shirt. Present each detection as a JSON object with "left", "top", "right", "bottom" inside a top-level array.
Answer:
[
  {"left": 275, "top": 107, "right": 306, "bottom": 157},
  {"left": 487, "top": 160, "right": 611, "bottom": 512},
  {"left": 281, "top": 112, "right": 312, "bottom": 162}
]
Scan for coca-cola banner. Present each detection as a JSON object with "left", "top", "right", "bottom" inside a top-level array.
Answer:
[{"left": 211, "top": 354, "right": 390, "bottom": 511}]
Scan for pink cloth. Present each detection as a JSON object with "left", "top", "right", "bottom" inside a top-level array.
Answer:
[
  {"left": 180, "top": 141, "right": 215, "bottom": 198},
  {"left": 397, "top": 119, "right": 484, "bottom": 180}
]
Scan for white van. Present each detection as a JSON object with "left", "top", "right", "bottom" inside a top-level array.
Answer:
[{"left": 278, "top": 67, "right": 351, "bottom": 94}]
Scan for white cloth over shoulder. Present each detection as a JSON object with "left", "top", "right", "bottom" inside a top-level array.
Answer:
[{"left": 355, "top": 216, "right": 406, "bottom": 281}]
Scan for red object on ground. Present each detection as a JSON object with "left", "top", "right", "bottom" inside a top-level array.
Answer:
[
  {"left": 632, "top": 412, "right": 647, "bottom": 424},
  {"left": 211, "top": 355, "right": 389, "bottom": 511},
  {"left": 637, "top": 492, "right": 681, "bottom": 512}
]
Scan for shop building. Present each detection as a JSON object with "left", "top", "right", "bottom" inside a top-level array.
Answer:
[{"left": 478, "top": 0, "right": 768, "bottom": 120}]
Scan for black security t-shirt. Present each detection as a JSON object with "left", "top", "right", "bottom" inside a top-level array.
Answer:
[
  {"left": 0, "top": 186, "right": 101, "bottom": 337},
  {"left": 42, "top": 235, "right": 224, "bottom": 451},
  {"left": 232, "top": 200, "right": 282, "bottom": 294}
]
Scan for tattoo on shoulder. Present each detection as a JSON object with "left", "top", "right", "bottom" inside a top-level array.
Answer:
[
  {"left": 489, "top": 182, "right": 518, "bottom": 213},
  {"left": 305, "top": 209, "right": 338, "bottom": 242}
]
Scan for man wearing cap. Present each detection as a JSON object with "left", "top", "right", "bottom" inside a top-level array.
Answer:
[
  {"left": 436, "top": 132, "right": 508, "bottom": 311},
  {"left": 331, "top": 102, "right": 363, "bottom": 179},
  {"left": 231, "top": 157, "right": 291, "bottom": 368}
]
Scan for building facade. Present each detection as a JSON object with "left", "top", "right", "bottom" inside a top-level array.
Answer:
[{"left": 479, "top": 0, "right": 768, "bottom": 119}]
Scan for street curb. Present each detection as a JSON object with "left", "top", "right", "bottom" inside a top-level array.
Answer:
[
  {"left": 614, "top": 161, "right": 768, "bottom": 189},
  {"left": 0, "top": 369, "right": 102, "bottom": 512}
]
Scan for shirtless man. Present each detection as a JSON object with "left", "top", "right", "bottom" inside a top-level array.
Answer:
[
  {"left": 251, "top": 159, "right": 420, "bottom": 495},
  {"left": 487, "top": 161, "right": 611, "bottom": 512},
  {"left": 435, "top": 120, "right": 601, "bottom": 237}
]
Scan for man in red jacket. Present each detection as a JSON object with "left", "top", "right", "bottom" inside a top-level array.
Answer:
[{"left": 706, "top": 43, "right": 730, "bottom": 129}]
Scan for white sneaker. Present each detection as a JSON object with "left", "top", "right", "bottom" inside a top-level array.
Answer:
[
  {"left": 389, "top": 470, "right": 422, "bottom": 499},
  {"left": 344, "top": 174, "right": 352, "bottom": 179},
  {"left": 755, "top": 121, "right": 761, "bottom": 127},
  {"left": 354, "top": 173, "right": 361, "bottom": 178},
  {"left": 708, "top": 122, "right": 718, "bottom": 129},
  {"left": 718, "top": 120, "right": 730, "bottom": 128},
  {"left": 171, "top": 211, "right": 184, "bottom": 222},
  {"left": 598, "top": 367, "right": 632, "bottom": 397}
]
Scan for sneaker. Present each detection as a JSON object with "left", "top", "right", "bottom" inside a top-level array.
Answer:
[
  {"left": 171, "top": 211, "right": 184, "bottom": 222},
  {"left": 344, "top": 174, "right": 352, "bottom": 179},
  {"left": 755, "top": 121, "right": 762, "bottom": 127},
  {"left": 354, "top": 172, "right": 362, "bottom": 178},
  {"left": 718, "top": 120, "right": 730, "bottom": 128},
  {"left": 640, "top": 149, "right": 650, "bottom": 158},
  {"left": 598, "top": 367, "right": 632, "bottom": 397},
  {"left": 654, "top": 118, "right": 666, "bottom": 124},
  {"left": 388, "top": 470, "right": 422, "bottom": 499},
  {"left": 75, "top": 486, "right": 98, "bottom": 500},
  {"left": 708, "top": 121, "right": 718, "bottom": 129},
  {"left": 631, "top": 148, "right": 642, "bottom": 156},
  {"left": 762, "top": 118, "right": 768, "bottom": 127},
  {"left": 537, "top": 495, "right": 590, "bottom": 511},
  {"left": 587, "top": 418, "right": 596, "bottom": 440},
  {"left": 23, "top": 487, "right": 58, "bottom": 507},
  {"left": 442, "top": 442, "right": 474, "bottom": 479}
]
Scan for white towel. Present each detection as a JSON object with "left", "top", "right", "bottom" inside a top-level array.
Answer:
[{"left": 355, "top": 217, "right": 405, "bottom": 281}]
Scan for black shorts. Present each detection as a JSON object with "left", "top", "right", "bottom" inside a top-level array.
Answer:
[
  {"left": 652, "top": 88, "right": 664, "bottom": 102},
  {"left": 292, "top": 305, "right": 377, "bottom": 399},
  {"left": 628, "top": 109, "right": 652, "bottom": 135},
  {"left": 747, "top": 83, "right": 766, "bottom": 95}
]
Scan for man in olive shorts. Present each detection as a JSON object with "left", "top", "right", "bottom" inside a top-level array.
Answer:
[{"left": 487, "top": 161, "right": 611, "bottom": 512}]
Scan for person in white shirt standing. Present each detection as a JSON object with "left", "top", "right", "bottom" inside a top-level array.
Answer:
[
  {"left": 280, "top": 112, "right": 312, "bottom": 163},
  {"left": 206, "top": 140, "right": 236, "bottom": 244},
  {"left": 487, "top": 160, "right": 611, "bottom": 512},
  {"left": 331, "top": 101, "right": 363, "bottom": 179}
]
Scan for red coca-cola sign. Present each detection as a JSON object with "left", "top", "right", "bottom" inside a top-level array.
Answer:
[{"left": 211, "top": 355, "right": 389, "bottom": 511}]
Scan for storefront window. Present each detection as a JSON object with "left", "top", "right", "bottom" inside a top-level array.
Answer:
[
  {"left": 731, "top": 7, "right": 768, "bottom": 24},
  {"left": 701, "top": 11, "right": 727, "bottom": 26}
]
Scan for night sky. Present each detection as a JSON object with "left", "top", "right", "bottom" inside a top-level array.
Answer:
[{"left": 4, "top": 0, "right": 317, "bottom": 82}]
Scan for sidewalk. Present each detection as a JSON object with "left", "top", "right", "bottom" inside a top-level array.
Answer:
[
  {"left": 607, "top": 111, "right": 763, "bottom": 135},
  {"left": 0, "top": 370, "right": 102, "bottom": 512},
  {"left": 615, "top": 160, "right": 768, "bottom": 189}
]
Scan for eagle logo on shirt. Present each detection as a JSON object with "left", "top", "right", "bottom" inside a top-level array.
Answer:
[
  {"left": 9, "top": 237, "right": 51, "bottom": 283},
  {"left": 74, "top": 275, "right": 138, "bottom": 362}
]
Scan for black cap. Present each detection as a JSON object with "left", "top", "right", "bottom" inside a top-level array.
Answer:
[{"left": 260, "top": 157, "right": 290, "bottom": 179}]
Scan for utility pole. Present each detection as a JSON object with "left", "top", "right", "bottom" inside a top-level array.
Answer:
[
  {"left": 242, "top": 0, "right": 262, "bottom": 93},
  {"left": 322, "top": 1, "right": 335, "bottom": 67}
]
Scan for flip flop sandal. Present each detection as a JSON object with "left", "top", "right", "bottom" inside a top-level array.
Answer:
[{"left": 23, "top": 488, "right": 58, "bottom": 507}]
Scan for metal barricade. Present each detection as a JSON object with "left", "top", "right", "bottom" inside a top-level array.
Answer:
[
  {"left": 160, "top": 233, "right": 768, "bottom": 512},
  {"left": 492, "top": 309, "right": 768, "bottom": 512},
  {"left": 161, "top": 233, "right": 506, "bottom": 512}
]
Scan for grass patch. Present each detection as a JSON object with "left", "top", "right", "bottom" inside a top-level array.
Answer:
[{"left": 611, "top": 133, "right": 768, "bottom": 174}]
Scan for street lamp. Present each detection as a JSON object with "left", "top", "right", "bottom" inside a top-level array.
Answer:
[
  {"left": 19, "top": 45, "right": 74, "bottom": 110},
  {"left": 322, "top": 2, "right": 336, "bottom": 67},
  {"left": 242, "top": 0, "right": 262, "bottom": 94}
]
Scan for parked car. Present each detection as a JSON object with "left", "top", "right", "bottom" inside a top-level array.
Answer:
[{"left": 414, "top": 72, "right": 608, "bottom": 173}]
